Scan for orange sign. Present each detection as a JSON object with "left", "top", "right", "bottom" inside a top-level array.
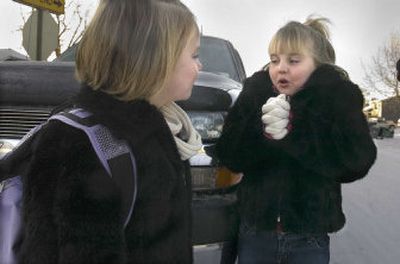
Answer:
[{"left": 14, "top": 0, "right": 65, "bottom": 15}]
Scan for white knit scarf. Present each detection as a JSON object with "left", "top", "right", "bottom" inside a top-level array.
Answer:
[{"left": 160, "top": 102, "right": 202, "bottom": 160}]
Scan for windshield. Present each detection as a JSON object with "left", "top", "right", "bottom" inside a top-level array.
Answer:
[{"left": 199, "top": 36, "right": 239, "bottom": 82}]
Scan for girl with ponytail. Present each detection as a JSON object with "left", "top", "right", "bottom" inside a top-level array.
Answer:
[{"left": 216, "top": 15, "right": 376, "bottom": 264}]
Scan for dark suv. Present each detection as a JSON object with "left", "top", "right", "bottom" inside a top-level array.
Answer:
[{"left": 0, "top": 35, "right": 246, "bottom": 263}]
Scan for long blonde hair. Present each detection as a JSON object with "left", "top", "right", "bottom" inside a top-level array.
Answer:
[
  {"left": 268, "top": 15, "right": 336, "bottom": 66},
  {"left": 75, "top": 0, "right": 198, "bottom": 101}
]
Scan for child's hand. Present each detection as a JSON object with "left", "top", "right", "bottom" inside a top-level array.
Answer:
[{"left": 261, "top": 94, "right": 290, "bottom": 140}]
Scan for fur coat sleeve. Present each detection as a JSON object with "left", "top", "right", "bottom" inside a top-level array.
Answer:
[{"left": 216, "top": 64, "right": 377, "bottom": 183}]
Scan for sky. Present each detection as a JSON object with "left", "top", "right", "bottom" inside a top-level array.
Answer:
[{"left": 1, "top": 0, "right": 399, "bottom": 96}]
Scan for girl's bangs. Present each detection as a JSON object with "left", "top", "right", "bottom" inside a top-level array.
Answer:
[{"left": 269, "top": 35, "right": 310, "bottom": 55}]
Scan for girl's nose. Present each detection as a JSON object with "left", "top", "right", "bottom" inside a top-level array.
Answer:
[{"left": 278, "top": 62, "right": 288, "bottom": 72}]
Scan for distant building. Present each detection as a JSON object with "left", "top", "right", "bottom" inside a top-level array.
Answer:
[
  {"left": 0, "top": 49, "right": 28, "bottom": 61},
  {"left": 381, "top": 96, "right": 400, "bottom": 122}
]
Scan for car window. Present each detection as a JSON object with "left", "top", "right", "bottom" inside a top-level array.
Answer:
[{"left": 199, "top": 37, "right": 239, "bottom": 82}]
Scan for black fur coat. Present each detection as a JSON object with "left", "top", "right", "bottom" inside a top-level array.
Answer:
[
  {"left": 16, "top": 87, "right": 193, "bottom": 263},
  {"left": 216, "top": 64, "right": 377, "bottom": 234}
]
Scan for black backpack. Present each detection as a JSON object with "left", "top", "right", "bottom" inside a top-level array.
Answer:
[{"left": 0, "top": 108, "right": 137, "bottom": 264}]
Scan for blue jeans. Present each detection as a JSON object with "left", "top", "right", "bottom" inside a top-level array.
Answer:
[{"left": 238, "top": 231, "right": 330, "bottom": 264}]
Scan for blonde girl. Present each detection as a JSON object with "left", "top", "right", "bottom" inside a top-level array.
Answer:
[{"left": 217, "top": 16, "right": 376, "bottom": 264}]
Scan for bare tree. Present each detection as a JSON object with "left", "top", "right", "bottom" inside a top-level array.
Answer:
[
  {"left": 362, "top": 32, "right": 400, "bottom": 98},
  {"left": 54, "top": 1, "right": 90, "bottom": 57},
  {"left": 17, "top": 1, "right": 92, "bottom": 59}
]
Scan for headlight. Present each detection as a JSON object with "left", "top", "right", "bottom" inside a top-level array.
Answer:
[{"left": 188, "top": 112, "right": 225, "bottom": 142}]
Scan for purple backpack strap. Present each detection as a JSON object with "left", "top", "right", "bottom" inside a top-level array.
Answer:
[
  {"left": 50, "top": 108, "right": 137, "bottom": 228},
  {"left": 49, "top": 109, "right": 129, "bottom": 176}
]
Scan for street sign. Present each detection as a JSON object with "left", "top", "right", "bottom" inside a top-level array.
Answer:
[
  {"left": 23, "top": 10, "right": 59, "bottom": 60},
  {"left": 13, "top": 0, "right": 65, "bottom": 15}
]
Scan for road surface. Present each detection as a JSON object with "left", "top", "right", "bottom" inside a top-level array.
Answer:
[{"left": 331, "top": 135, "right": 400, "bottom": 264}]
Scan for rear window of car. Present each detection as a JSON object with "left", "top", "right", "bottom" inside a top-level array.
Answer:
[{"left": 199, "top": 37, "right": 239, "bottom": 82}]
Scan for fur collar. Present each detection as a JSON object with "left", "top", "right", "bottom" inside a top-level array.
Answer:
[
  {"left": 73, "top": 85, "right": 171, "bottom": 147},
  {"left": 293, "top": 64, "right": 351, "bottom": 98}
]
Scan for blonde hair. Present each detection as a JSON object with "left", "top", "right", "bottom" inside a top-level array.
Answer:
[
  {"left": 268, "top": 15, "right": 336, "bottom": 66},
  {"left": 75, "top": 0, "right": 198, "bottom": 101}
]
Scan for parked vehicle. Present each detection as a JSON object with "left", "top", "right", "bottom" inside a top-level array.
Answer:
[
  {"left": 363, "top": 99, "right": 395, "bottom": 138},
  {"left": 0, "top": 35, "right": 246, "bottom": 263},
  {"left": 367, "top": 118, "right": 396, "bottom": 139}
]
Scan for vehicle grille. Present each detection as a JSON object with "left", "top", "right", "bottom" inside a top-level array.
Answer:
[{"left": 0, "top": 107, "right": 51, "bottom": 139}]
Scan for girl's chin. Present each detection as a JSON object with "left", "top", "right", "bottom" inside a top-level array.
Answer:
[
  {"left": 276, "top": 88, "right": 290, "bottom": 95},
  {"left": 174, "top": 91, "right": 193, "bottom": 102},
  {"left": 277, "top": 87, "right": 299, "bottom": 96}
]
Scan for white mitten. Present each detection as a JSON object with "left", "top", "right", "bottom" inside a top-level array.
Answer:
[{"left": 261, "top": 94, "right": 290, "bottom": 140}]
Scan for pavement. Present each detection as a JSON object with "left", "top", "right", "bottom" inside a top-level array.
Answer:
[{"left": 330, "top": 133, "right": 400, "bottom": 264}]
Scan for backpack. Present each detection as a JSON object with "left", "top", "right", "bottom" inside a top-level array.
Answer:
[{"left": 0, "top": 108, "right": 137, "bottom": 264}]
